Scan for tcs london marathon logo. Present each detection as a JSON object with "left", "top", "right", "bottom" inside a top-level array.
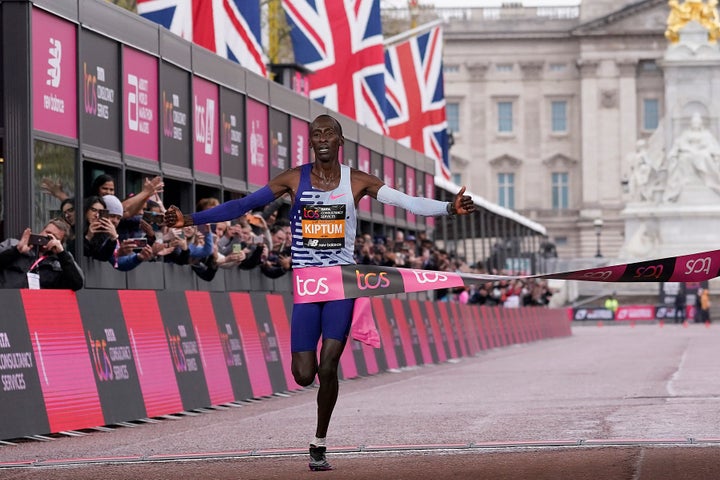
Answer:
[{"left": 44, "top": 37, "right": 65, "bottom": 113}]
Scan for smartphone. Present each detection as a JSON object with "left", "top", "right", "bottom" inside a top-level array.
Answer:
[
  {"left": 131, "top": 238, "right": 148, "bottom": 253},
  {"left": 142, "top": 210, "right": 165, "bottom": 225},
  {"left": 197, "top": 224, "right": 210, "bottom": 234},
  {"left": 132, "top": 238, "right": 148, "bottom": 248},
  {"left": 98, "top": 209, "right": 110, "bottom": 219},
  {"left": 232, "top": 243, "right": 243, "bottom": 254},
  {"left": 28, "top": 234, "right": 51, "bottom": 246}
]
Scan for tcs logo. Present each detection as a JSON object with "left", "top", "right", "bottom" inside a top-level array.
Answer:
[
  {"left": 582, "top": 270, "right": 613, "bottom": 281},
  {"left": 356, "top": 270, "right": 390, "bottom": 290},
  {"left": 411, "top": 271, "right": 448, "bottom": 284},
  {"left": 296, "top": 276, "right": 329, "bottom": 296},
  {"left": 685, "top": 257, "right": 712, "bottom": 276},
  {"left": 633, "top": 264, "right": 663, "bottom": 279}
]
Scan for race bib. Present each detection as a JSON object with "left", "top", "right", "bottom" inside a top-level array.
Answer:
[{"left": 301, "top": 204, "right": 346, "bottom": 249}]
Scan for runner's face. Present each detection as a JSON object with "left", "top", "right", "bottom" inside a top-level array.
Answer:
[{"left": 310, "top": 117, "right": 343, "bottom": 163}]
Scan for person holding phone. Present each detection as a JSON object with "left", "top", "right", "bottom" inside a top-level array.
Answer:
[
  {"left": 0, "top": 219, "right": 84, "bottom": 290},
  {"left": 163, "top": 114, "right": 475, "bottom": 471}
]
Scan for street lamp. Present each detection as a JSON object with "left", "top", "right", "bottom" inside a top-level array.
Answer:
[{"left": 593, "top": 218, "right": 604, "bottom": 258}]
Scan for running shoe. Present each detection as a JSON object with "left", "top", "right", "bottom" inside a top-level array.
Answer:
[{"left": 309, "top": 445, "right": 333, "bottom": 471}]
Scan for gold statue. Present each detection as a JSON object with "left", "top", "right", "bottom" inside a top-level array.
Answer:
[{"left": 665, "top": 0, "right": 720, "bottom": 43}]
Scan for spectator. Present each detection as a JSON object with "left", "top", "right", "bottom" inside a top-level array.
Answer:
[
  {"left": 604, "top": 292, "right": 619, "bottom": 317},
  {"left": 185, "top": 224, "right": 218, "bottom": 282},
  {"left": 98, "top": 194, "right": 152, "bottom": 272},
  {"left": 60, "top": 198, "right": 76, "bottom": 255},
  {"left": 0, "top": 219, "right": 84, "bottom": 290},
  {"left": 82, "top": 196, "right": 118, "bottom": 262},
  {"left": 699, "top": 288, "right": 711, "bottom": 323},
  {"left": 260, "top": 224, "right": 292, "bottom": 279},
  {"left": 674, "top": 283, "right": 687, "bottom": 323}
]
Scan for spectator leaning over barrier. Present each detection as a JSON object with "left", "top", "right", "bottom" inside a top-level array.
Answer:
[
  {"left": 101, "top": 195, "right": 154, "bottom": 271},
  {"left": 161, "top": 113, "right": 475, "bottom": 472},
  {"left": 260, "top": 224, "right": 292, "bottom": 279},
  {"left": 0, "top": 219, "right": 84, "bottom": 291},
  {"left": 82, "top": 195, "right": 117, "bottom": 262}
]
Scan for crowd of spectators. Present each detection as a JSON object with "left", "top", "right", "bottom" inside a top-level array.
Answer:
[
  {"left": 352, "top": 229, "right": 554, "bottom": 307},
  {"left": 0, "top": 174, "right": 554, "bottom": 306}
]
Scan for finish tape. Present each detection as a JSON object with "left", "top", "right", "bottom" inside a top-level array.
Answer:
[{"left": 293, "top": 248, "right": 720, "bottom": 304}]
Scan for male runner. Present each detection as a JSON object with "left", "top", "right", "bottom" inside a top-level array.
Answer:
[{"left": 164, "top": 114, "right": 475, "bottom": 470}]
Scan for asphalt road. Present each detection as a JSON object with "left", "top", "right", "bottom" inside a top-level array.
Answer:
[{"left": 3, "top": 322, "right": 720, "bottom": 479}]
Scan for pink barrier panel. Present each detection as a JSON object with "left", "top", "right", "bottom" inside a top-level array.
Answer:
[
  {"left": 447, "top": 302, "right": 469, "bottom": 357},
  {"left": 265, "top": 294, "right": 303, "bottom": 391},
  {"left": 420, "top": 300, "right": 448, "bottom": 363},
  {"left": 118, "top": 290, "right": 184, "bottom": 418},
  {"left": 469, "top": 306, "right": 488, "bottom": 351},
  {"left": 478, "top": 307, "right": 495, "bottom": 349},
  {"left": 228, "top": 292, "right": 274, "bottom": 397},
  {"left": 407, "top": 300, "right": 435, "bottom": 365},
  {"left": 371, "top": 298, "right": 399, "bottom": 371},
  {"left": 461, "top": 304, "right": 482, "bottom": 355},
  {"left": 22, "top": 290, "right": 105, "bottom": 433},
  {"left": 185, "top": 291, "right": 235, "bottom": 405},
  {"left": 435, "top": 302, "right": 459, "bottom": 359},
  {"left": 389, "top": 298, "right": 417, "bottom": 368}
]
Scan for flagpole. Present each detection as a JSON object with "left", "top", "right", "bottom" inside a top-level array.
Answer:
[{"left": 384, "top": 19, "right": 443, "bottom": 47}]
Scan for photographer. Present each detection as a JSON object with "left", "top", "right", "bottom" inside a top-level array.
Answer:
[{"left": 0, "top": 219, "right": 84, "bottom": 291}]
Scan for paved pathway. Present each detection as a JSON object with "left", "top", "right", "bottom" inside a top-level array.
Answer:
[{"left": 3, "top": 323, "right": 720, "bottom": 479}]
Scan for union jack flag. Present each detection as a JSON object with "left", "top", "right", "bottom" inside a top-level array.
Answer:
[
  {"left": 137, "top": 0, "right": 268, "bottom": 77},
  {"left": 282, "top": 0, "right": 386, "bottom": 134},
  {"left": 385, "top": 23, "right": 450, "bottom": 180}
]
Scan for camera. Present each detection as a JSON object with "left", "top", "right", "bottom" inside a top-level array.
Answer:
[
  {"left": 98, "top": 209, "right": 110, "bottom": 219},
  {"left": 142, "top": 210, "right": 165, "bottom": 225},
  {"left": 28, "top": 234, "right": 51, "bottom": 246}
]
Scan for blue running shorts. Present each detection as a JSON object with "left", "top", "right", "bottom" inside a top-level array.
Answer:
[{"left": 291, "top": 298, "right": 355, "bottom": 352}]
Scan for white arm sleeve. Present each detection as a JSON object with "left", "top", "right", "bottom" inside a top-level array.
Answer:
[{"left": 376, "top": 185, "right": 450, "bottom": 216}]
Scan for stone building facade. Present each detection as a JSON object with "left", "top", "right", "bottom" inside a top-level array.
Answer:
[{"left": 385, "top": 0, "right": 670, "bottom": 259}]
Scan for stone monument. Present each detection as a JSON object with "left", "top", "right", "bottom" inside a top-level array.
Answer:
[{"left": 620, "top": 0, "right": 720, "bottom": 259}]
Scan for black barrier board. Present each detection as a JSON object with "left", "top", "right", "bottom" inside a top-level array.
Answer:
[
  {"left": 76, "top": 290, "right": 146, "bottom": 425},
  {"left": 0, "top": 291, "right": 49, "bottom": 440},
  {"left": 220, "top": 87, "right": 246, "bottom": 182},
  {"left": 401, "top": 301, "right": 425, "bottom": 366},
  {"left": 416, "top": 301, "right": 440, "bottom": 364},
  {"left": 429, "top": 301, "right": 453, "bottom": 358},
  {"left": 80, "top": 30, "right": 120, "bottom": 151},
  {"left": 572, "top": 307, "right": 614, "bottom": 321},
  {"left": 156, "top": 292, "right": 211, "bottom": 411},
  {"left": 211, "top": 293, "right": 254, "bottom": 401},
  {"left": 249, "top": 293, "right": 288, "bottom": 393},
  {"left": 269, "top": 108, "right": 289, "bottom": 179},
  {"left": 160, "top": 62, "right": 191, "bottom": 169},
  {"left": 381, "top": 298, "right": 407, "bottom": 368}
]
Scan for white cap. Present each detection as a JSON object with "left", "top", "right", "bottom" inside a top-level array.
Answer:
[{"left": 102, "top": 195, "right": 124, "bottom": 216}]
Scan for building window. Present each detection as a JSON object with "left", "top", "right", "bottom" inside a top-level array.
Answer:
[
  {"left": 498, "top": 172, "right": 515, "bottom": 209},
  {"left": 551, "top": 172, "right": 569, "bottom": 210},
  {"left": 497, "top": 101, "right": 513, "bottom": 133},
  {"left": 549, "top": 63, "right": 566, "bottom": 72},
  {"left": 551, "top": 100, "right": 567, "bottom": 132},
  {"left": 496, "top": 63, "right": 513, "bottom": 72},
  {"left": 446, "top": 102, "right": 460, "bottom": 134},
  {"left": 643, "top": 98, "right": 659, "bottom": 131},
  {"left": 444, "top": 64, "right": 460, "bottom": 74},
  {"left": 451, "top": 172, "right": 462, "bottom": 185}
]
